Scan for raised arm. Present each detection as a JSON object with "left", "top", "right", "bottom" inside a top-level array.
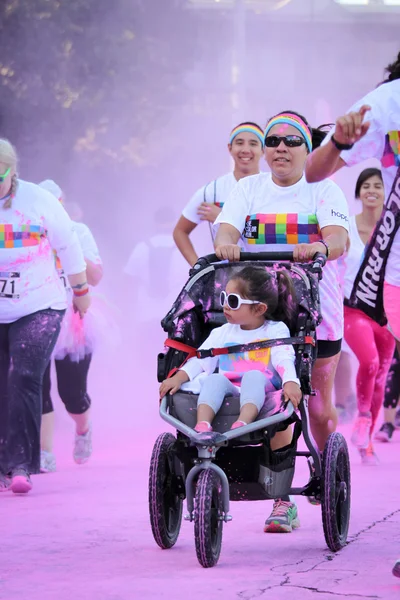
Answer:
[{"left": 305, "top": 105, "right": 371, "bottom": 183}]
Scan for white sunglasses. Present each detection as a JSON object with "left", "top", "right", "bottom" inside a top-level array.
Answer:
[{"left": 220, "top": 291, "right": 260, "bottom": 311}]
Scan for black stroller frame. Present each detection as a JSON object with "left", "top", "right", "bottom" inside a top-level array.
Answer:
[{"left": 150, "top": 252, "right": 351, "bottom": 568}]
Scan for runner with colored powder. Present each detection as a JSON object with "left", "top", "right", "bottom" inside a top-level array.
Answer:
[
  {"left": 0, "top": 140, "right": 89, "bottom": 494},
  {"left": 38, "top": 180, "right": 103, "bottom": 473},
  {"left": 213, "top": 110, "right": 349, "bottom": 533}
]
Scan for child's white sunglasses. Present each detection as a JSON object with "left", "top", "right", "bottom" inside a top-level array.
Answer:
[{"left": 220, "top": 291, "right": 260, "bottom": 311}]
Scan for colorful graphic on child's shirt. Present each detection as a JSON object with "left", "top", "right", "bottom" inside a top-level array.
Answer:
[
  {"left": 219, "top": 341, "right": 281, "bottom": 391},
  {"left": 0, "top": 224, "right": 46, "bottom": 248},
  {"left": 244, "top": 213, "right": 320, "bottom": 245},
  {"left": 382, "top": 131, "right": 400, "bottom": 168}
]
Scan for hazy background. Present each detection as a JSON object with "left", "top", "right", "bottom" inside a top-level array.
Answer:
[{"left": 0, "top": 0, "right": 399, "bottom": 435}]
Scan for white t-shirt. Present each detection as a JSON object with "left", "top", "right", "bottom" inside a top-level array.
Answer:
[
  {"left": 124, "top": 234, "right": 188, "bottom": 322},
  {"left": 214, "top": 173, "right": 350, "bottom": 341},
  {"left": 340, "top": 216, "right": 366, "bottom": 299},
  {"left": 182, "top": 172, "right": 237, "bottom": 226},
  {"left": 56, "top": 222, "right": 102, "bottom": 292},
  {"left": 182, "top": 320, "right": 299, "bottom": 391},
  {"left": 0, "top": 180, "right": 85, "bottom": 324},
  {"left": 323, "top": 80, "right": 400, "bottom": 286}
]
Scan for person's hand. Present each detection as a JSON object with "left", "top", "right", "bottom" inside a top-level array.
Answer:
[
  {"left": 197, "top": 202, "right": 221, "bottom": 223},
  {"left": 72, "top": 293, "right": 91, "bottom": 318},
  {"left": 215, "top": 244, "right": 241, "bottom": 262},
  {"left": 159, "top": 374, "right": 183, "bottom": 398},
  {"left": 283, "top": 381, "right": 302, "bottom": 409},
  {"left": 293, "top": 241, "right": 327, "bottom": 262},
  {"left": 334, "top": 105, "right": 371, "bottom": 146}
]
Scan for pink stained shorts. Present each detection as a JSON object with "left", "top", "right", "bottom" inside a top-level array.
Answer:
[{"left": 384, "top": 282, "right": 400, "bottom": 341}]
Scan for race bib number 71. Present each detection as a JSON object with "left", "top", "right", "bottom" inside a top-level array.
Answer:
[{"left": 0, "top": 271, "right": 20, "bottom": 299}]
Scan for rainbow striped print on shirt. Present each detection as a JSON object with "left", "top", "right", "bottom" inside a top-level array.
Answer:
[
  {"left": 0, "top": 224, "right": 46, "bottom": 249},
  {"left": 382, "top": 131, "right": 400, "bottom": 168},
  {"left": 244, "top": 213, "right": 320, "bottom": 245}
]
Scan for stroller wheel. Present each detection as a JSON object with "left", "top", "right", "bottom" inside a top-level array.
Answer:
[
  {"left": 149, "top": 433, "right": 183, "bottom": 549},
  {"left": 321, "top": 432, "right": 351, "bottom": 552},
  {"left": 194, "top": 469, "right": 223, "bottom": 568}
]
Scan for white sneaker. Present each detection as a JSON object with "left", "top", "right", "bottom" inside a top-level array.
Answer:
[
  {"left": 40, "top": 450, "right": 57, "bottom": 473},
  {"left": 73, "top": 424, "right": 92, "bottom": 465},
  {"left": 351, "top": 413, "right": 372, "bottom": 449}
]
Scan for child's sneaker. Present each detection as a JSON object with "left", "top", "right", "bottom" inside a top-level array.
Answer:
[
  {"left": 10, "top": 469, "right": 32, "bottom": 494},
  {"left": 73, "top": 424, "right": 93, "bottom": 465},
  {"left": 40, "top": 450, "right": 57, "bottom": 473},
  {"left": 359, "top": 443, "right": 379, "bottom": 466},
  {"left": 230, "top": 421, "right": 247, "bottom": 430},
  {"left": 264, "top": 500, "right": 300, "bottom": 533},
  {"left": 374, "top": 422, "right": 395, "bottom": 443},
  {"left": 351, "top": 413, "right": 372, "bottom": 449},
  {"left": 194, "top": 421, "right": 213, "bottom": 433}
]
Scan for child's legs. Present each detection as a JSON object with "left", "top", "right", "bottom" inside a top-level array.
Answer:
[
  {"left": 197, "top": 373, "right": 238, "bottom": 424},
  {"left": 238, "top": 370, "right": 268, "bottom": 424},
  {"left": 344, "top": 307, "right": 379, "bottom": 414},
  {"left": 370, "top": 324, "right": 396, "bottom": 434}
]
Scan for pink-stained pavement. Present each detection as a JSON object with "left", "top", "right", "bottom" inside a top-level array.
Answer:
[{"left": 1, "top": 356, "right": 399, "bottom": 600}]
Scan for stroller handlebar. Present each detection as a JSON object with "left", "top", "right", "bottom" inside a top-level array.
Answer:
[{"left": 194, "top": 251, "right": 327, "bottom": 270}]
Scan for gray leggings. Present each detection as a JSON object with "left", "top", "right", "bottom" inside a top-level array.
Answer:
[{"left": 198, "top": 371, "right": 268, "bottom": 415}]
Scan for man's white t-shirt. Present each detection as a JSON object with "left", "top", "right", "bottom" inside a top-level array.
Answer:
[
  {"left": 182, "top": 320, "right": 300, "bottom": 392},
  {"left": 0, "top": 180, "right": 85, "bottom": 323},
  {"left": 182, "top": 172, "right": 237, "bottom": 226},
  {"left": 340, "top": 216, "right": 366, "bottom": 300},
  {"left": 214, "top": 173, "right": 350, "bottom": 341},
  {"left": 323, "top": 79, "right": 400, "bottom": 286}
]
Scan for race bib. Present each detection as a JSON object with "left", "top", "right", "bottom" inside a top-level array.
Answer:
[{"left": 0, "top": 271, "right": 20, "bottom": 299}]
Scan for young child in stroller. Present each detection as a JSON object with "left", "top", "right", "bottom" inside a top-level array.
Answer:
[{"left": 159, "top": 265, "right": 302, "bottom": 433}]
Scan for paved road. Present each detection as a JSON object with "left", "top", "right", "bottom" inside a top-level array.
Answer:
[{"left": 1, "top": 422, "right": 399, "bottom": 600}]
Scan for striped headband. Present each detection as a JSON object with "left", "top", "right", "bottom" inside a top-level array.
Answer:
[
  {"left": 264, "top": 113, "right": 312, "bottom": 153},
  {"left": 230, "top": 124, "right": 265, "bottom": 147}
]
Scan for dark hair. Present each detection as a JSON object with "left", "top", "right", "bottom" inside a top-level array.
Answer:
[
  {"left": 230, "top": 265, "right": 297, "bottom": 327},
  {"left": 383, "top": 51, "right": 400, "bottom": 84},
  {"left": 268, "top": 110, "right": 332, "bottom": 151},
  {"left": 355, "top": 168, "right": 383, "bottom": 198}
]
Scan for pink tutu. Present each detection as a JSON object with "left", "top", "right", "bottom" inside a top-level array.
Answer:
[{"left": 54, "top": 292, "right": 121, "bottom": 362}]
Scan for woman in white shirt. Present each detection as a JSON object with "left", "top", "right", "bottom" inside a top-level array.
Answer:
[
  {"left": 341, "top": 168, "right": 394, "bottom": 464},
  {"left": 214, "top": 110, "right": 348, "bottom": 533},
  {"left": 38, "top": 180, "right": 103, "bottom": 474},
  {"left": 173, "top": 122, "right": 264, "bottom": 266},
  {"left": 0, "top": 140, "right": 90, "bottom": 494}
]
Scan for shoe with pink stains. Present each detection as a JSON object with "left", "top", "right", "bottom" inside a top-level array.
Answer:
[
  {"left": 393, "top": 559, "right": 400, "bottom": 578},
  {"left": 230, "top": 421, "right": 247, "bottom": 430},
  {"left": 10, "top": 469, "right": 32, "bottom": 494},
  {"left": 351, "top": 413, "right": 372, "bottom": 449},
  {"left": 194, "top": 421, "right": 213, "bottom": 433}
]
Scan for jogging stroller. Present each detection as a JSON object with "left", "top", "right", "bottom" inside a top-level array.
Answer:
[{"left": 149, "top": 251, "right": 351, "bottom": 568}]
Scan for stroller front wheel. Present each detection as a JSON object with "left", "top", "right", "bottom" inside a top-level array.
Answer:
[
  {"left": 194, "top": 469, "right": 224, "bottom": 568},
  {"left": 149, "top": 432, "right": 183, "bottom": 549},
  {"left": 321, "top": 432, "right": 351, "bottom": 552}
]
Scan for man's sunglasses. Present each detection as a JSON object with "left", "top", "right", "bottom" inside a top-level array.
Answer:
[
  {"left": 0, "top": 168, "right": 11, "bottom": 183},
  {"left": 264, "top": 135, "right": 306, "bottom": 148},
  {"left": 220, "top": 291, "right": 260, "bottom": 311}
]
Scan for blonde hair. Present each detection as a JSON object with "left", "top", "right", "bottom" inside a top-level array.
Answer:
[{"left": 0, "top": 139, "right": 18, "bottom": 209}]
